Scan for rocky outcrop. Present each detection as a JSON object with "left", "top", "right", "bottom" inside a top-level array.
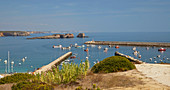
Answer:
[
  {"left": 77, "top": 33, "right": 88, "bottom": 38},
  {"left": 0, "top": 33, "right": 4, "bottom": 37},
  {"left": 27, "top": 33, "right": 74, "bottom": 39},
  {"left": 0, "top": 31, "right": 30, "bottom": 36}
]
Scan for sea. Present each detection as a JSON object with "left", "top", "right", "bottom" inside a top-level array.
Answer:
[{"left": 0, "top": 32, "right": 170, "bottom": 74}]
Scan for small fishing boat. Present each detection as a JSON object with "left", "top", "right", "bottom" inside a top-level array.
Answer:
[
  {"left": 132, "top": 47, "right": 136, "bottom": 51},
  {"left": 146, "top": 47, "right": 149, "bottom": 50},
  {"left": 53, "top": 45, "right": 62, "bottom": 48},
  {"left": 65, "top": 59, "right": 71, "bottom": 62},
  {"left": 98, "top": 46, "right": 102, "bottom": 49},
  {"left": 84, "top": 48, "right": 89, "bottom": 52},
  {"left": 158, "top": 47, "right": 166, "bottom": 51},
  {"left": 157, "top": 55, "right": 161, "bottom": 58},
  {"left": 86, "top": 44, "right": 90, "bottom": 47},
  {"left": 91, "top": 45, "right": 95, "bottom": 47},
  {"left": 75, "top": 43, "right": 78, "bottom": 46},
  {"left": 82, "top": 45, "right": 85, "bottom": 48},
  {"left": 70, "top": 56, "right": 76, "bottom": 59},
  {"left": 22, "top": 58, "right": 25, "bottom": 62},
  {"left": 62, "top": 46, "right": 71, "bottom": 50},
  {"left": 75, "top": 46, "right": 82, "bottom": 48},
  {"left": 115, "top": 45, "right": 119, "bottom": 49},
  {"left": 138, "top": 55, "right": 141, "bottom": 58},
  {"left": 104, "top": 47, "right": 108, "bottom": 50}
]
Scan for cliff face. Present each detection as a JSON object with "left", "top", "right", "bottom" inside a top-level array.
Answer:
[
  {"left": 2, "top": 32, "right": 30, "bottom": 36},
  {"left": 27, "top": 33, "right": 74, "bottom": 39},
  {"left": 0, "top": 33, "right": 4, "bottom": 37},
  {"left": 77, "top": 33, "right": 88, "bottom": 38}
]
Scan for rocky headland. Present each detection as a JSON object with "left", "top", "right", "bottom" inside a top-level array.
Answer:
[
  {"left": 0, "top": 31, "right": 30, "bottom": 37},
  {"left": 27, "top": 33, "right": 74, "bottom": 39},
  {"left": 77, "top": 33, "right": 88, "bottom": 38}
]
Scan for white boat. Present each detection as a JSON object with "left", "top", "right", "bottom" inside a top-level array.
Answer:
[
  {"left": 98, "top": 46, "right": 102, "bottom": 49},
  {"left": 91, "top": 44, "right": 95, "bottom": 47},
  {"left": 62, "top": 46, "right": 71, "bottom": 50},
  {"left": 132, "top": 47, "right": 136, "bottom": 51},
  {"left": 22, "top": 58, "right": 25, "bottom": 62},
  {"left": 86, "top": 44, "right": 90, "bottom": 47},
  {"left": 75, "top": 43, "right": 78, "bottom": 46},
  {"left": 53, "top": 45, "right": 62, "bottom": 48},
  {"left": 104, "top": 47, "right": 108, "bottom": 50},
  {"left": 82, "top": 45, "right": 85, "bottom": 48}
]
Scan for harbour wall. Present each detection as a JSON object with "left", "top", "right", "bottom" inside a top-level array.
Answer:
[
  {"left": 34, "top": 52, "right": 72, "bottom": 74},
  {"left": 85, "top": 41, "right": 170, "bottom": 47},
  {"left": 115, "top": 51, "right": 143, "bottom": 64}
]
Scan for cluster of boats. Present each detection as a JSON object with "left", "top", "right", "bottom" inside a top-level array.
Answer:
[{"left": 132, "top": 46, "right": 169, "bottom": 63}]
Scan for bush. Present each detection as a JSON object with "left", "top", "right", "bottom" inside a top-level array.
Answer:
[
  {"left": 91, "top": 56, "right": 136, "bottom": 73},
  {"left": 12, "top": 81, "right": 54, "bottom": 90},
  {"left": 0, "top": 73, "right": 34, "bottom": 84}
]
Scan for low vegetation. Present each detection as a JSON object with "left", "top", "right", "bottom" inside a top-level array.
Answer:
[
  {"left": 0, "top": 73, "right": 34, "bottom": 84},
  {"left": 33, "top": 60, "right": 90, "bottom": 85},
  {"left": 91, "top": 56, "right": 136, "bottom": 73}
]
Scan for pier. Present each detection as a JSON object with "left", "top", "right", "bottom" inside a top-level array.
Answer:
[
  {"left": 85, "top": 41, "right": 170, "bottom": 47},
  {"left": 34, "top": 52, "right": 72, "bottom": 74},
  {"left": 115, "top": 51, "right": 143, "bottom": 64}
]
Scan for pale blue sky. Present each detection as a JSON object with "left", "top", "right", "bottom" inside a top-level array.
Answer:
[{"left": 0, "top": 0, "right": 170, "bottom": 32}]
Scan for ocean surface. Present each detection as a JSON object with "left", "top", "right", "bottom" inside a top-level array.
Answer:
[{"left": 0, "top": 32, "right": 170, "bottom": 74}]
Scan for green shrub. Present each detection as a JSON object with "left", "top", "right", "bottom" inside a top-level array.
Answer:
[
  {"left": 91, "top": 56, "right": 136, "bottom": 73},
  {"left": 12, "top": 81, "right": 54, "bottom": 90},
  {"left": 0, "top": 73, "right": 34, "bottom": 84}
]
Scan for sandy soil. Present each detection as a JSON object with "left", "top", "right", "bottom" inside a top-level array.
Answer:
[
  {"left": 1, "top": 64, "right": 170, "bottom": 90},
  {"left": 135, "top": 64, "right": 170, "bottom": 87},
  {"left": 55, "top": 67, "right": 170, "bottom": 90}
]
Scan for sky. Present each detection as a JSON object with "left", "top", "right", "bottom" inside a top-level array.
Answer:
[{"left": 0, "top": 0, "right": 170, "bottom": 32}]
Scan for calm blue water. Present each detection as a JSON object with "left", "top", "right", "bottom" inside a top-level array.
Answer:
[{"left": 0, "top": 32, "right": 170, "bottom": 74}]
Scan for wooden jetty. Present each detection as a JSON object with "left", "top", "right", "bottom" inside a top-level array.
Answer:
[
  {"left": 115, "top": 51, "right": 143, "bottom": 64},
  {"left": 85, "top": 41, "right": 170, "bottom": 47},
  {"left": 34, "top": 52, "right": 72, "bottom": 74}
]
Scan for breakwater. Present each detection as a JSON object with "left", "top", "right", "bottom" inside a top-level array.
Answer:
[
  {"left": 85, "top": 41, "right": 170, "bottom": 47},
  {"left": 34, "top": 52, "right": 72, "bottom": 74},
  {"left": 115, "top": 51, "right": 143, "bottom": 64}
]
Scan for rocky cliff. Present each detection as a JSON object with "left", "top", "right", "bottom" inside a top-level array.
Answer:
[
  {"left": 27, "top": 33, "right": 74, "bottom": 39},
  {"left": 77, "top": 33, "right": 88, "bottom": 38},
  {"left": 0, "top": 31, "right": 30, "bottom": 36},
  {"left": 0, "top": 33, "right": 4, "bottom": 37}
]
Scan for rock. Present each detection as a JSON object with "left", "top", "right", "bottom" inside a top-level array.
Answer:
[
  {"left": 1, "top": 31, "right": 30, "bottom": 36},
  {"left": 27, "top": 33, "right": 74, "bottom": 39},
  {"left": 77, "top": 33, "right": 88, "bottom": 38},
  {"left": 0, "top": 33, "right": 4, "bottom": 37}
]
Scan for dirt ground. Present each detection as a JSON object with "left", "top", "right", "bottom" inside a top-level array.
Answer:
[
  {"left": 1, "top": 64, "right": 170, "bottom": 90},
  {"left": 54, "top": 69, "right": 170, "bottom": 90}
]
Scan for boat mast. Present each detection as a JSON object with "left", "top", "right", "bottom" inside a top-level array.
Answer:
[{"left": 8, "top": 51, "right": 10, "bottom": 73}]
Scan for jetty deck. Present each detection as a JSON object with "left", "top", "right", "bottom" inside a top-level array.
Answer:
[
  {"left": 85, "top": 41, "right": 170, "bottom": 47},
  {"left": 34, "top": 52, "right": 72, "bottom": 74},
  {"left": 115, "top": 51, "right": 143, "bottom": 64}
]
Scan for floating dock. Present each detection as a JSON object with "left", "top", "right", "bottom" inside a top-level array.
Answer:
[
  {"left": 34, "top": 52, "right": 72, "bottom": 74},
  {"left": 115, "top": 51, "right": 143, "bottom": 64},
  {"left": 85, "top": 41, "right": 170, "bottom": 47}
]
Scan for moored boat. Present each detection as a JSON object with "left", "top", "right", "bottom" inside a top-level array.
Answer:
[
  {"left": 115, "top": 45, "right": 119, "bottom": 49},
  {"left": 84, "top": 48, "right": 89, "bottom": 52},
  {"left": 53, "top": 45, "right": 62, "bottom": 48},
  {"left": 158, "top": 47, "right": 166, "bottom": 51},
  {"left": 70, "top": 56, "right": 76, "bottom": 59}
]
